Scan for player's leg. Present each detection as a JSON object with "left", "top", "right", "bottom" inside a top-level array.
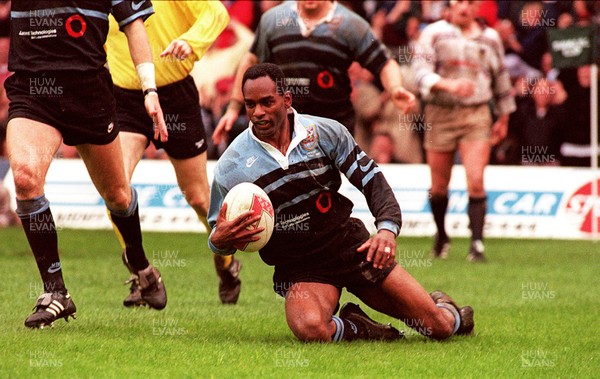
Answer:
[
  {"left": 284, "top": 282, "right": 341, "bottom": 342},
  {"left": 352, "top": 265, "right": 473, "bottom": 339},
  {"left": 169, "top": 151, "right": 210, "bottom": 228},
  {"left": 114, "top": 131, "right": 148, "bottom": 306},
  {"left": 171, "top": 152, "right": 241, "bottom": 304},
  {"left": 426, "top": 149, "right": 454, "bottom": 258},
  {"left": 168, "top": 151, "right": 241, "bottom": 303},
  {"left": 77, "top": 137, "right": 166, "bottom": 310},
  {"left": 459, "top": 139, "right": 490, "bottom": 262},
  {"left": 162, "top": 74, "right": 243, "bottom": 304},
  {"left": 285, "top": 281, "right": 403, "bottom": 342},
  {"left": 7, "top": 118, "right": 76, "bottom": 327},
  {"left": 120, "top": 131, "right": 148, "bottom": 179}
]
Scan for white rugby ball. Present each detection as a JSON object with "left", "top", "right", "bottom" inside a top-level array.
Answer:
[{"left": 223, "top": 182, "right": 275, "bottom": 252}]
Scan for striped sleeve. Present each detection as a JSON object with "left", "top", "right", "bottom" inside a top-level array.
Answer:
[
  {"left": 323, "top": 120, "right": 402, "bottom": 234},
  {"left": 111, "top": 0, "right": 154, "bottom": 30},
  {"left": 487, "top": 30, "right": 517, "bottom": 116},
  {"left": 207, "top": 172, "right": 237, "bottom": 256},
  {"left": 350, "top": 14, "right": 390, "bottom": 77},
  {"left": 412, "top": 22, "right": 442, "bottom": 98}
]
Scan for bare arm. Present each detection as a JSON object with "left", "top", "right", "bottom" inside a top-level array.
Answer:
[
  {"left": 212, "top": 52, "right": 259, "bottom": 145},
  {"left": 379, "top": 59, "right": 416, "bottom": 114},
  {"left": 122, "top": 19, "right": 168, "bottom": 142}
]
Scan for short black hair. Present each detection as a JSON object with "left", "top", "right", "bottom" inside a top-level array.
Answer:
[{"left": 242, "top": 63, "right": 286, "bottom": 95}]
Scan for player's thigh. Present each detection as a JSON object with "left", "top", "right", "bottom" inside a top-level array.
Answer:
[
  {"left": 76, "top": 136, "right": 130, "bottom": 209},
  {"left": 426, "top": 150, "right": 454, "bottom": 194},
  {"left": 285, "top": 282, "right": 340, "bottom": 331},
  {"left": 6, "top": 118, "right": 63, "bottom": 198},
  {"left": 458, "top": 139, "right": 490, "bottom": 196},
  {"left": 352, "top": 265, "right": 440, "bottom": 323},
  {"left": 119, "top": 131, "right": 148, "bottom": 180}
]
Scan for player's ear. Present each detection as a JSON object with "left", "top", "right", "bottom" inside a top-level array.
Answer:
[{"left": 283, "top": 90, "right": 292, "bottom": 108}]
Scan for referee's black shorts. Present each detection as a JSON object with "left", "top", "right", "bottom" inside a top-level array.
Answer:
[
  {"left": 272, "top": 218, "right": 396, "bottom": 298},
  {"left": 113, "top": 75, "right": 208, "bottom": 160},
  {"left": 5, "top": 68, "right": 118, "bottom": 146}
]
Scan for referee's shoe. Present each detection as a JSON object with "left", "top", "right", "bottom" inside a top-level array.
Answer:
[
  {"left": 218, "top": 258, "right": 242, "bottom": 304},
  {"left": 25, "top": 292, "right": 76, "bottom": 329},
  {"left": 121, "top": 251, "right": 167, "bottom": 309}
]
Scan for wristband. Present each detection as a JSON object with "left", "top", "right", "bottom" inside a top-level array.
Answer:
[
  {"left": 135, "top": 62, "right": 156, "bottom": 91},
  {"left": 144, "top": 88, "right": 158, "bottom": 97}
]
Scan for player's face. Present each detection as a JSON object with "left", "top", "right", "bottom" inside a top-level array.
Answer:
[
  {"left": 243, "top": 76, "right": 292, "bottom": 143},
  {"left": 450, "top": 0, "right": 479, "bottom": 27},
  {"left": 298, "top": 0, "right": 327, "bottom": 14}
]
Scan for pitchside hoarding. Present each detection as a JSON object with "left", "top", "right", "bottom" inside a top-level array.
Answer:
[{"left": 3, "top": 160, "right": 599, "bottom": 239}]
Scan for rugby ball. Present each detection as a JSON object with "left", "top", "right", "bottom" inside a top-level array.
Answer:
[{"left": 223, "top": 182, "right": 275, "bottom": 252}]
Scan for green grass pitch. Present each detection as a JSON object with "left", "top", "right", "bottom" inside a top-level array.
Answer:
[{"left": 0, "top": 227, "right": 598, "bottom": 378}]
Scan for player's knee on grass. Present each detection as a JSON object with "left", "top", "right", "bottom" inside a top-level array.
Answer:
[{"left": 287, "top": 310, "right": 332, "bottom": 342}]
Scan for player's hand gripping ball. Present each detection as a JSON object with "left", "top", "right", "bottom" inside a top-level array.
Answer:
[{"left": 223, "top": 182, "right": 275, "bottom": 252}]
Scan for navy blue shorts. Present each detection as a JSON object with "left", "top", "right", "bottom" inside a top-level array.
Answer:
[
  {"left": 5, "top": 69, "right": 118, "bottom": 146},
  {"left": 273, "top": 218, "right": 396, "bottom": 298},
  {"left": 113, "top": 76, "right": 208, "bottom": 159}
]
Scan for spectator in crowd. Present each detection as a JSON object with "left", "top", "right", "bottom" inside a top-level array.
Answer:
[
  {"left": 511, "top": 77, "right": 565, "bottom": 166},
  {"left": 212, "top": 0, "right": 415, "bottom": 146},
  {"left": 370, "top": 131, "right": 400, "bottom": 164},
  {"left": 0, "top": 0, "right": 9, "bottom": 81},
  {"left": 191, "top": 19, "right": 255, "bottom": 158},
  {"left": 559, "top": 65, "right": 600, "bottom": 167},
  {"left": 413, "top": 0, "right": 516, "bottom": 262}
]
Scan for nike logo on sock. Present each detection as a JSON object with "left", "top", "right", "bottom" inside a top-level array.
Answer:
[{"left": 48, "top": 262, "right": 61, "bottom": 274}]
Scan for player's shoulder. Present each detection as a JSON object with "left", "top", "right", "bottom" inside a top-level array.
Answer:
[
  {"left": 481, "top": 23, "right": 502, "bottom": 44},
  {"left": 332, "top": 3, "right": 371, "bottom": 36},
  {"left": 218, "top": 130, "right": 253, "bottom": 161},
  {"left": 422, "top": 20, "right": 454, "bottom": 35},
  {"left": 334, "top": 2, "right": 365, "bottom": 22},
  {"left": 295, "top": 112, "right": 346, "bottom": 143}
]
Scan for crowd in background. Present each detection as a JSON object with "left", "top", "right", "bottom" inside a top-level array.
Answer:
[{"left": 1, "top": 0, "right": 599, "bottom": 167}]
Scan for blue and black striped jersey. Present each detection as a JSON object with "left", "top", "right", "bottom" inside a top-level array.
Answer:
[
  {"left": 9, "top": 0, "right": 153, "bottom": 73},
  {"left": 208, "top": 109, "right": 402, "bottom": 267},
  {"left": 250, "top": 1, "right": 390, "bottom": 125}
]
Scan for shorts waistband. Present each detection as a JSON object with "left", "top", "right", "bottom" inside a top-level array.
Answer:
[
  {"left": 15, "top": 68, "right": 108, "bottom": 79},
  {"left": 114, "top": 75, "right": 194, "bottom": 94}
]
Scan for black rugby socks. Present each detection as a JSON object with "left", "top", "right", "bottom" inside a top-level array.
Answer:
[
  {"left": 429, "top": 193, "right": 449, "bottom": 239},
  {"left": 468, "top": 196, "right": 487, "bottom": 242},
  {"left": 17, "top": 196, "right": 66, "bottom": 294},
  {"left": 108, "top": 187, "right": 149, "bottom": 272}
]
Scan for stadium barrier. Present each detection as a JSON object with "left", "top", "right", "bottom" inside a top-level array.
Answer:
[{"left": 2, "top": 159, "right": 598, "bottom": 239}]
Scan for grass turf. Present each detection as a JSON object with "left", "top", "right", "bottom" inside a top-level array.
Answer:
[{"left": 0, "top": 227, "right": 598, "bottom": 378}]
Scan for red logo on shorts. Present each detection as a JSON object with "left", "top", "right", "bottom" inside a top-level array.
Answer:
[
  {"left": 565, "top": 179, "right": 600, "bottom": 233},
  {"left": 66, "top": 15, "right": 86, "bottom": 38}
]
